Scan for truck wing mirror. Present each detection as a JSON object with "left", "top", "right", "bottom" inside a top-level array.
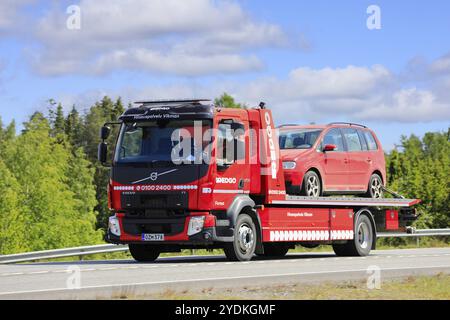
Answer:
[
  {"left": 98, "top": 142, "right": 108, "bottom": 164},
  {"left": 323, "top": 144, "right": 337, "bottom": 152},
  {"left": 100, "top": 126, "right": 111, "bottom": 140}
]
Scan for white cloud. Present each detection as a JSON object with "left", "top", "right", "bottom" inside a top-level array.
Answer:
[
  {"left": 0, "top": 0, "right": 33, "bottom": 33},
  {"left": 60, "top": 62, "right": 449, "bottom": 123},
  {"left": 30, "top": 0, "right": 289, "bottom": 76},
  {"left": 430, "top": 53, "right": 450, "bottom": 75}
]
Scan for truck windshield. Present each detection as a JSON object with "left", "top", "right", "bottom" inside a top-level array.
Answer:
[
  {"left": 279, "top": 129, "right": 323, "bottom": 149},
  {"left": 114, "top": 120, "right": 212, "bottom": 164}
]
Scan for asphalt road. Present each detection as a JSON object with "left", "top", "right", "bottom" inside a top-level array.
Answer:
[{"left": 0, "top": 248, "right": 449, "bottom": 299}]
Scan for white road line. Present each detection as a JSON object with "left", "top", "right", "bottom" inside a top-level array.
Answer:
[
  {"left": 1, "top": 272, "right": 24, "bottom": 276},
  {"left": 29, "top": 271, "right": 49, "bottom": 274},
  {"left": 1, "top": 264, "right": 449, "bottom": 297}
]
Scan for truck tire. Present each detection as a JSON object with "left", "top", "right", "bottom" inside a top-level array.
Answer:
[
  {"left": 223, "top": 214, "right": 257, "bottom": 261},
  {"left": 259, "top": 243, "right": 290, "bottom": 257},
  {"left": 332, "top": 214, "right": 373, "bottom": 257},
  {"left": 302, "top": 171, "right": 322, "bottom": 197},
  {"left": 129, "top": 244, "right": 160, "bottom": 262}
]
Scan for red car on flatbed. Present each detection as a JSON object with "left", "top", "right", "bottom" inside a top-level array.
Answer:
[
  {"left": 279, "top": 123, "right": 386, "bottom": 198},
  {"left": 98, "top": 100, "right": 419, "bottom": 262}
]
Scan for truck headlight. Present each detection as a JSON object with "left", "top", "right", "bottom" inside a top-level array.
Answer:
[
  {"left": 188, "top": 216, "right": 205, "bottom": 236},
  {"left": 108, "top": 215, "right": 121, "bottom": 236},
  {"left": 283, "top": 161, "right": 296, "bottom": 170}
]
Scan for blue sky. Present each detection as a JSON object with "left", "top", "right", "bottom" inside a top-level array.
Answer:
[{"left": 0, "top": 0, "right": 449, "bottom": 150}]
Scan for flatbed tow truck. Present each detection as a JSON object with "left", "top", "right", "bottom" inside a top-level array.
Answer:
[{"left": 98, "top": 99, "right": 421, "bottom": 261}]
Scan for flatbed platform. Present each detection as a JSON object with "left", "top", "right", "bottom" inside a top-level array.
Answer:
[{"left": 271, "top": 196, "right": 421, "bottom": 207}]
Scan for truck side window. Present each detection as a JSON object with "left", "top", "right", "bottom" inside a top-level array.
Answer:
[
  {"left": 217, "top": 122, "right": 234, "bottom": 165},
  {"left": 217, "top": 120, "right": 246, "bottom": 166}
]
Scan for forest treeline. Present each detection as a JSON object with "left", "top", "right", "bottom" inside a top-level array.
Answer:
[{"left": 0, "top": 95, "right": 448, "bottom": 254}]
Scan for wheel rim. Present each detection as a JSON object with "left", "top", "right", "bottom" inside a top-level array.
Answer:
[
  {"left": 371, "top": 177, "right": 382, "bottom": 198},
  {"left": 357, "top": 222, "right": 370, "bottom": 249},
  {"left": 306, "top": 175, "right": 320, "bottom": 197},
  {"left": 238, "top": 223, "right": 254, "bottom": 253}
]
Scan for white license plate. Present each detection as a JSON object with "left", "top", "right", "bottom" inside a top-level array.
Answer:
[{"left": 142, "top": 233, "right": 164, "bottom": 241}]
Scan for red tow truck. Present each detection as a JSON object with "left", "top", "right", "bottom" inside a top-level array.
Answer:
[{"left": 98, "top": 99, "right": 420, "bottom": 261}]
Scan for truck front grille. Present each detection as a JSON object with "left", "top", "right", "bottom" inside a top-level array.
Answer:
[
  {"left": 122, "top": 217, "right": 186, "bottom": 236},
  {"left": 121, "top": 191, "right": 188, "bottom": 210}
]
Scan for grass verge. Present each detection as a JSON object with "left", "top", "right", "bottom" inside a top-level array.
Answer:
[{"left": 114, "top": 273, "right": 450, "bottom": 300}]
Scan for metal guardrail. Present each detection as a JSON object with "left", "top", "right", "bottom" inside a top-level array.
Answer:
[
  {"left": 377, "top": 228, "right": 450, "bottom": 238},
  {"left": 0, "top": 244, "right": 128, "bottom": 264},
  {"left": 0, "top": 229, "right": 448, "bottom": 264}
]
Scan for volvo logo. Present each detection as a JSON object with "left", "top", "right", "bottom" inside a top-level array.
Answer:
[{"left": 131, "top": 169, "right": 178, "bottom": 184}]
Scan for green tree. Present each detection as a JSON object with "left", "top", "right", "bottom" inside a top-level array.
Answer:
[
  {"left": 3, "top": 113, "right": 101, "bottom": 251},
  {"left": 52, "top": 103, "right": 66, "bottom": 137},
  {"left": 65, "top": 106, "right": 84, "bottom": 148},
  {"left": 386, "top": 130, "right": 449, "bottom": 229},
  {"left": 214, "top": 93, "right": 246, "bottom": 109},
  {"left": 0, "top": 158, "right": 27, "bottom": 254},
  {"left": 82, "top": 96, "right": 125, "bottom": 229}
]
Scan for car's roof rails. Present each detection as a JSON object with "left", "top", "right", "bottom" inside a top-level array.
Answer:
[
  {"left": 134, "top": 99, "right": 211, "bottom": 105},
  {"left": 327, "top": 122, "right": 367, "bottom": 128},
  {"left": 277, "top": 124, "right": 300, "bottom": 128}
]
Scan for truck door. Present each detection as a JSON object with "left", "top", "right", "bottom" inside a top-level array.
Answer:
[{"left": 212, "top": 118, "right": 250, "bottom": 210}]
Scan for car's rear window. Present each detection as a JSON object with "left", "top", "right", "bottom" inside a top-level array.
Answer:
[{"left": 363, "top": 130, "right": 378, "bottom": 150}]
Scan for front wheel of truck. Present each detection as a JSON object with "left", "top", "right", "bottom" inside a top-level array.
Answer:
[
  {"left": 129, "top": 244, "right": 160, "bottom": 262},
  {"left": 223, "top": 214, "right": 257, "bottom": 261}
]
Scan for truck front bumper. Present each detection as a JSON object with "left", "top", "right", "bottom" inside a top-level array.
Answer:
[{"left": 105, "top": 213, "right": 234, "bottom": 245}]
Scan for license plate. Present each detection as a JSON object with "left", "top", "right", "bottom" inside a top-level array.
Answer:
[{"left": 142, "top": 233, "right": 164, "bottom": 241}]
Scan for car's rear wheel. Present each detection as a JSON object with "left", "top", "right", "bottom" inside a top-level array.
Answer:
[
  {"left": 366, "top": 174, "right": 383, "bottom": 198},
  {"left": 302, "top": 171, "right": 322, "bottom": 197},
  {"left": 129, "top": 244, "right": 160, "bottom": 262}
]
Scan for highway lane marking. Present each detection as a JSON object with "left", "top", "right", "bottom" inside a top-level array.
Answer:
[
  {"left": 1, "top": 272, "right": 24, "bottom": 276},
  {"left": 28, "top": 271, "right": 49, "bottom": 274},
  {"left": 1, "top": 251, "right": 449, "bottom": 277},
  {"left": 1, "top": 264, "right": 449, "bottom": 297}
]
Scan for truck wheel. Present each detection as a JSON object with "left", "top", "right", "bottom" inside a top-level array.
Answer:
[
  {"left": 332, "top": 214, "right": 373, "bottom": 257},
  {"left": 302, "top": 171, "right": 322, "bottom": 197},
  {"left": 129, "top": 244, "right": 160, "bottom": 262},
  {"left": 365, "top": 174, "right": 383, "bottom": 198},
  {"left": 259, "top": 243, "right": 290, "bottom": 257},
  {"left": 223, "top": 214, "right": 257, "bottom": 261}
]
